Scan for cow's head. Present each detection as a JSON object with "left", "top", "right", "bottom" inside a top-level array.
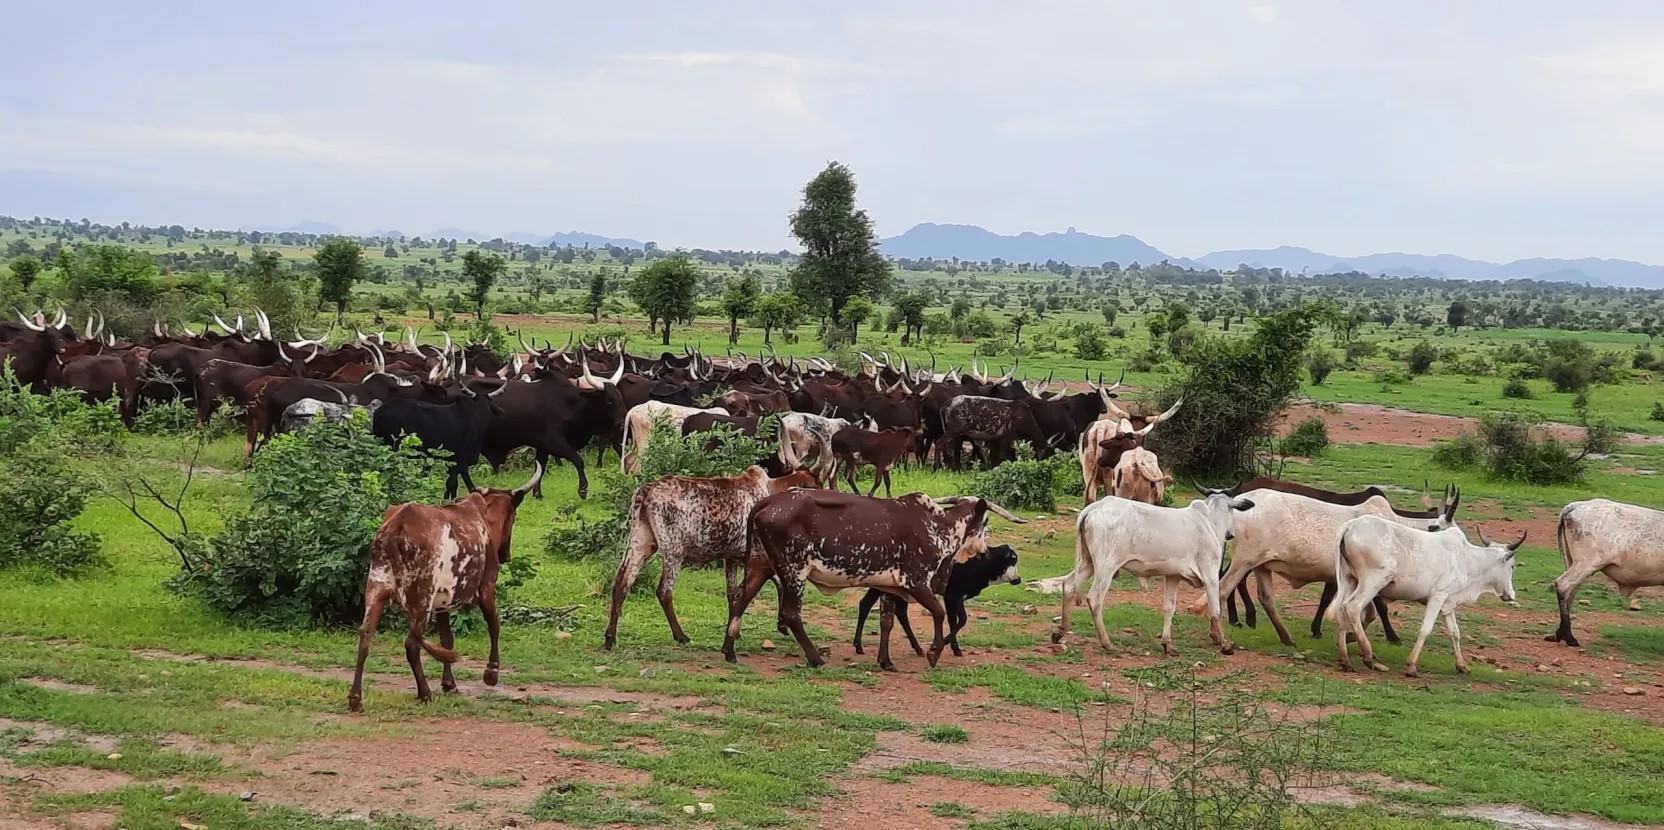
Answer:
[
  {"left": 932, "top": 496, "right": 1026, "bottom": 560},
  {"left": 983, "top": 543, "right": 1021, "bottom": 586},
  {"left": 1471, "top": 525, "right": 1524, "bottom": 603},
  {"left": 474, "top": 461, "right": 544, "bottom": 562},
  {"left": 1193, "top": 483, "right": 1256, "bottom": 540},
  {"left": 770, "top": 467, "right": 823, "bottom": 492},
  {"left": 1103, "top": 394, "right": 1184, "bottom": 441}
]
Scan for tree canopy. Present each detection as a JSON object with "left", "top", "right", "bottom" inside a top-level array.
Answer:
[
  {"left": 787, "top": 162, "right": 891, "bottom": 324},
  {"left": 461, "top": 249, "right": 507, "bottom": 319},
  {"left": 720, "top": 274, "right": 761, "bottom": 344},
  {"left": 314, "top": 238, "right": 365, "bottom": 320},
  {"left": 630, "top": 255, "right": 699, "bottom": 345}
]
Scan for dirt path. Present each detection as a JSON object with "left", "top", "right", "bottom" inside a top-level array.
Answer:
[{"left": 1278, "top": 402, "right": 1664, "bottom": 448}]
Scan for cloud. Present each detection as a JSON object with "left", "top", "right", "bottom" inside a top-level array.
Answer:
[{"left": 1248, "top": 5, "right": 1277, "bottom": 24}]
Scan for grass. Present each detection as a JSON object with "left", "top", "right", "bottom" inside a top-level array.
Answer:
[
  {"left": 931, "top": 801, "right": 977, "bottom": 818},
  {"left": 920, "top": 724, "right": 970, "bottom": 744}
]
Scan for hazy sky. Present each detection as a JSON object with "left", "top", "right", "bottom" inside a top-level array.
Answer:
[{"left": 5, "top": 2, "right": 1664, "bottom": 262}]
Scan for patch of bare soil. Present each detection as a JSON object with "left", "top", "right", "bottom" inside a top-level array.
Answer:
[
  {"left": 1454, "top": 804, "right": 1664, "bottom": 830},
  {"left": 0, "top": 759, "right": 134, "bottom": 794},
  {"left": 212, "top": 717, "right": 640, "bottom": 829},
  {"left": 19, "top": 679, "right": 97, "bottom": 695},
  {"left": 0, "top": 816, "right": 61, "bottom": 830},
  {"left": 1277, "top": 402, "right": 1663, "bottom": 447},
  {"left": 819, "top": 772, "right": 1064, "bottom": 830},
  {"left": 855, "top": 731, "right": 1080, "bottom": 776},
  {"left": 0, "top": 718, "right": 118, "bottom": 753}
]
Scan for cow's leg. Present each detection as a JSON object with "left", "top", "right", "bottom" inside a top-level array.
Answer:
[
  {"left": 1443, "top": 609, "right": 1468, "bottom": 674},
  {"left": 722, "top": 559, "right": 773, "bottom": 664},
  {"left": 778, "top": 578, "right": 822, "bottom": 668},
  {"left": 876, "top": 596, "right": 898, "bottom": 672},
  {"left": 1548, "top": 559, "right": 1602, "bottom": 647},
  {"left": 1404, "top": 594, "right": 1448, "bottom": 678},
  {"left": 655, "top": 555, "right": 690, "bottom": 645},
  {"left": 1254, "top": 569, "right": 1296, "bottom": 647},
  {"left": 348, "top": 584, "right": 391, "bottom": 713},
  {"left": 405, "top": 613, "right": 434, "bottom": 704},
  {"left": 479, "top": 583, "right": 501, "bottom": 686},
  {"left": 443, "top": 471, "right": 460, "bottom": 501},
  {"left": 879, "top": 465, "right": 893, "bottom": 498},
  {"left": 435, "top": 611, "right": 458, "bottom": 694},
  {"left": 1333, "top": 592, "right": 1356, "bottom": 673},
  {"left": 865, "top": 462, "right": 880, "bottom": 496},
  {"left": 604, "top": 523, "right": 653, "bottom": 650},
  {"left": 946, "top": 595, "right": 967, "bottom": 656},
  {"left": 1204, "top": 569, "right": 1234, "bottom": 655},
  {"left": 895, "top": 600, "right": 924, "bottom": 656},
  {"left": 853, "top": 589, "right": 879, "bottom": 654},
  {"left": 1239, "top": 579, "right": 1257, "bottom": 628},
  {"left": 1374, "top": 597, "right": 1402, "bottom": 645},
  {"left": 1085, "top": 569, "right": 1116, "bottom": 651},
  {"left": 907, "top": 586, "right": 950, "bottom": 668},
  {"left": 845, "top": 460, "right": 859, "bottom": 494},
  {"left": 457, "top": 464, "right": 478, "bottom": 495},
  {"left": 1159, "top": 576, "right": 1181, "bottom": 657},
  {"left": 1311, "top": 581, "right": 1337, "bottom": 638}
]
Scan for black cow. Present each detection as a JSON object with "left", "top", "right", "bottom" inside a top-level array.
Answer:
[
  {"left": 936, "top": 395, "right": 1053, "bottom": 468},
  {"left": 480, "top": 370, "right": 627, "bottom": 500},
  {"left": 372, "top": 382, "right": 501, "bottom": 499},
  {"left": 852, "top": 544, "right": 1021, "bottom": 658}
]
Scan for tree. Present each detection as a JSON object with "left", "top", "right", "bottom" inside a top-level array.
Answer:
[
  {"left": 1447, "top": 300, "right": 1471, "bottom": 332},
  {"left": 461, "top": 249, "right": 506, "bottom": 320},
  {"left": 721, "top": 275, "right": 761, "bottom": 344},
  {"left": 584, "top": 272, "right": 609, "bottom": 323},
  {"left": 787, "top": 162, "right": 892, "bottom": 324},
  {"left": 631, "top": 255, "right": 698, "bottom": 345},
  {"left": 314, "top": 238, "right": 365, "bottom": 321},
  {"left": 8, "top": 255, "right": 41, "bottom": 290},
  {"left": 893, "top": 291, "right": 929, "bottom": 344},
  {"left": 755, "top": 292, "right": 803, "bottom": 345},
  {"left": 950, "top": 296, "right": 971, "bottom": 320},
  {"left": 1101, "top": 300, "right": 1120, "bottom": 327},
  {"left": 842, "top": 296, "right": 875, "bottom": 343},
  {"left": 1009, "top": 310, "right": 1033, "bottom": 345}
]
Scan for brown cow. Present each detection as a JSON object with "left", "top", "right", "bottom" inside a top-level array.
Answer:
[
  {"left": 347, "top": 462, "right": 542, "bottom": 712},
  {"left": 604, "top": 466, "right": 820, "bottom": 650},
  {"left": 831, "top": 425, "right": 919, "bottom": 497}
]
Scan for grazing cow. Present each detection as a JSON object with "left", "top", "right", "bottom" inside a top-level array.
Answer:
[
  {"left": 718, "top": 388, "right": 792, "bottom": 417},
  {"left": 1079, "top": 392, "right": 1183, "bottom": 503},
  {"left": 280, "top": 398, "right": 378, "bottom": 432},
  {"left": 347, "top": 462, "right": 543, "bottom": 712},
  {"left": 726, "top": 491, "right": 1025, "bottom": 670},
  {"left": 1209, "top": 487, "right": 1460, "bottom": 647},
  {"left": 620, "top": 400, "right": 727, "bottom": 473},
  {"left": 777, "top": 412, "right": 854, "bottom": 482},
  {"left": 1334, "top": 516, "right": 1521, "bottom": 676},
  {"left": 1053, "top": 488, "right": 1254, "bottom": 656},
  {"left": 51, "top": 353, "right": 141, "bottom": 425},
  {"left": 937, "top": 395, "right": 1052, "bottom": 468},
  {"left": 602, "top": 466, "right": 821, "bottom": 650},
  {"left": 831, "top": 425, "right": 920, "bottom": 496},
  {"left": 852, "top": 544, "right": 1021, "bottom": 658},
  {"left": 1111, "top": 446, "right": 1171, "bottom": 504},
  {"left": 1547, "top": 499, "right": 1664, "bottom": 647},
  {"left": 372, "top": 382, "right": 502, "bottom": 499}
]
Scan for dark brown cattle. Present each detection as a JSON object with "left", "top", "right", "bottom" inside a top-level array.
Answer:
[
  {"left": 725, "top": 491, "right": 1024, "bottom": 670},
  {"left": 718, "top": 388, "right": 791, "bottom": 416},
  {"left": 603, "top": 466, "right": 821, "bottom": 650},
  {"left": 831, "top": 425, "right": 919, "bottom": 497},
  {"left": 347, "top": 462, "right": 542, "bottom": 712},
  {"left": 50, "top": 354, "right": 140, "bottom": 425}
]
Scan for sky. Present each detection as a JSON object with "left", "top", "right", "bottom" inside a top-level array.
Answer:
[{"left": 5, "top": 1, "right": 1664, "bottom": 263}]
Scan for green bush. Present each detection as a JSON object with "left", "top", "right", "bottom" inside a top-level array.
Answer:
[
  {"left": 1343, "top": 341, "right": 1377, "bottom": 364},
  {"left": 1074, "top": 325, "right": 1110, "bottom": 360},
  {"left": 131, "top": 399, "right": 197, "bottom": 435},
  {"left": 1406, "top": 341, "right": 1437, "bottom": 375},
  {"left": 173, "top": 414, "right": 447, "bottom": 627},
  {"left": 1651, "top": 402, "right": 1664, "bottom": 422},
  {"left": 1434, "top": 411, "right": 1586, "bottom": 485},
  {"left": 1431, "top": 432, "right": 1484, "bottom": 470},
  {"left": 1502, "top": 377, "right": 1534, "bottom": 399},
  {"left": 1582, "top": 418, "right": 1620, "bottom": 456},
  {"left": 1280, "top": 417, "right": 1329, "bottom": 457},
  {"left": 1373, "top": 369, "right": 1410, "bottom": 385},
  {"left": 1634, "top": 349, "right": 1656, "bottom": 370},
  {"left": 0, "top": 368, "right": 120, "bottom": 577},
  {"left": 1305, "top": 349, "right": 1335, "bottom": 385},
  {"left": 967, "top": 455, "right": 1057, "bottom": 512}
]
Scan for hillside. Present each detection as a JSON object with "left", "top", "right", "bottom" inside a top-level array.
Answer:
[{"left": 880, "top": 223, "right": 1185, "bottom": 267}]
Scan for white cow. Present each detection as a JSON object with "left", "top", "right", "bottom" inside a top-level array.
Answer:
[
  {"left": 1054, "top": 489, "right": 1256, "bottom": 656},
  {"left": 1332, "top": 516, "right": 1521, "bottom": 677},
  {"left": 1548, "top": 499, "right": 1664, "bottom": 647},
  {"left": 1206, "top": 487, "right": 1458, "bottom": 647},
  {"left": 620, "top": 400, "right": 727, "bottom": 473},
  {"left": 777, "top": 412, "right": 856, "bottom": 482}
]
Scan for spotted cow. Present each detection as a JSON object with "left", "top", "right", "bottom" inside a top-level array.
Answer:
[
  {"left": 725, "top": 490, "right": 1025, "bottom": 670},
  {"left": 603, "top": 466, "right": 821, "bottom": 650},
  {"left": 347, "top": 462, "right": 542, "bottom": 712}
]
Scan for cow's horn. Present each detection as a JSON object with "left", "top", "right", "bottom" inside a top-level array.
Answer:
[
  {"left": 979, "top": 500, "right": 1027, "bottom": 524},
  {"left": 256, "top": 310, "right": 272, "bottom": 340},
  {"left": 53, "top": 308, "right": 68, "bottom": 329},
  {"left": 1475, "top": 525, "right": 1492, "bottom": 546},
  {"left": 512, "top": 461, "right": 544, "bottom": 496},
  {"left": 17, "top": 309, "right": 45, "bottom": 332},
  {"left": 1145, "top": 397, "right": 1184, "bottom": 426},
  {"left": 1507, "top": 531, "right": 1527, "bottom": 551},
  {"left": 609, "top": 357, "right": 625, "bottom": 384}
]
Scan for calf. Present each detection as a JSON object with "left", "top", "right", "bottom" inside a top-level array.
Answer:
[
  {"left": 347, "top": 462, "right": 542, "bottom": 711},
  {"left": 603, "top": 466, "right": 821, "bottom": 650},
  {"left": 1547, "top": 498, "right": 1664, "bottom": 647},
  {"left": 852, "top": 544, "right": 1021, "bottom": 658},
  {"left": 1334, "top": 516, "right": 1521, "bottom": 676},
  {"left": 1111, "top": 446, "right": 1171, "bottom": 504},
  {"left": 726, "top": 491, "right": 1025, "bottom": 670},
  {"left": 1054, "top": 488, "right": 1254, "bottom": 656},
  {"left": 831, "top": 425, "right": 919, "bottom": 496}
]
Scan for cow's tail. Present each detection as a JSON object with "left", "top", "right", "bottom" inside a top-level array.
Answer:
[
  {"left": 1328, "top": 533, "right": 1353, "bottom": 622},
  {"left": 1557, "top": 505, "right": 1574, "bottom": 569},
  {"left": 419, "top": 638, "right": 460, "bottom": 664},
  {"left": 778, "top": 419, "right": 798, "bottom": 471},
  {"left": 620, "top": 413, "right": 635, "bottom": 473}
]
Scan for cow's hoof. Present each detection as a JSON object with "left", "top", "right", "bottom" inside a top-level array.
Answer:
[
  {"left": 347, "top": 695, "right": 363, "bottom": 713},
  {"left": 1338, "top": 663, "right": 1355, "bottom": 674},
  {"left": 1161, "top": 644, "right": 1177, "bottom": 657},
  {"left": 1543, "top": 634, "right": 1558, "bottom": 642},
  {"left": 1049, "top": 630, "right": 1064, "bottom": 644},
  {"left": 879, "top": 661, "right": 897, "bottom": 672},
  {"left": 926, "top": 650, "right": 943, "bottom": 669},
  {"left": 674, "top": 635, "right": 691, "bottom": 645},
  {"left": 1404, "top": 668, "right": 1420, "bottom": 679},
  {"left": 602, "top": 639, "right": 616, "bottom": 651},
  {"left": 948, "top": 647, "right": 962, "bottom": 658},
  {"left": 1220, "top": 643, "right": 1236, "bottom": 656},
  {"left": 441, "top": 681, "right": 458, "bottom": 694},
  {"left": 416, "top": 693, "right": 433, "bottom": 705},
  {"left": 723, "top": 652, "right": 738, "bottom": 664},
  {"left": 483, "top": 667, "right": 499, "bottom": 686},
  {"left": 853, "top": 646, "right": 865, "bottom": 655},
  {"left": 1454, "top": 663, "right": 1469, "bottom": 675},
  {"left": 1566, "top": 637, "right": 1582, "bottom": 648}
]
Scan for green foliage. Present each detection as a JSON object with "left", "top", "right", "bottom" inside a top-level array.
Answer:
[
  {"left": 174, "top": 414, "right": 447, "bottom": 627},
  {"left": 1651, "top": 402, "right": 1664, "bottom": 422},
  {"left": 462, "top": 319, "right": 510, "bottom": 359},
  {"left": 921, "top": 724, "right": 970, "bottom": 744},
  {"left": 583, "top": 271, "right": 609, "bottom": 322},
  {"left": 629, "top": 255, "right": 699, "bottom": 345},
  {"left": 57, "top": 245, "right": 160, "bottom": 304},
  {"left": 1502, "top": 376, "right": 1535, "bottom": 400},
  {"left": 0, "top": 369, "right": 120, "bottom": 577},
  {"left": 1149, "top": 306, "right": 1322, "bottom": 477},
  {"left": 893, "top": 291, "right": 930, "bottom": 343},
  {"left": 242, "top": 249, "right": 313, "bottom": 335},
  {"left": 8, "top": 253, "right": 42, "bottom": 289},
  {"left": 1074, "top": 325, "right": 1110, "bottom": 360},
  {"left": 788, "top": 161, "right": 892, "bottom": 324},
  {"left": 461, "top": 249, "right": 507, "bottom": 319},
  {"left": 1406, "top": 341, "right": 1437, "bottom": 375},
  {"left": 754, "top": 291, "right": 803, "bottom": 344},
  {"left": 313, "top": 237, "right": 365, "bottom": 317},
  {"left": 130, "top": 399, "right": 197, "bottom": 435},
  {"left": 965, "top": 447, "right": 1069, "bottom": 512},
  {"left": 1306, "top": 349, "right": 1336, "bottom": 385},
  {"left": 1541, "top": 339, "right": 1612, "bottom": 393},
  {"left": 720, "top": 274, "right": 761, "bottom": 340},
  {"left": 1432, "top": 411, "right": 1586, "bottom": 485},
  {"left": 1280, "top": 417, "right": 1330, "bottom": 457},
  {"left": 841, "top": 295, "right": 876, "bottom": 342}
]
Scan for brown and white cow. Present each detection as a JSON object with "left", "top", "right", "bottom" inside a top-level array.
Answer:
[
  {"left": 347, "top": 462, "right": 542, "bottom": 712},
  {"left": 1111, "top": 446, "right": 1172, "bottom": 504},
  {"left": 1079, "top": 386, "right": 1182, "bottom": 503},
  {"left": 725, "top": 490, "right": 1024, "bottom": 670},
  {"left": 603, "top": 465, "right": 821, "bottom": 650},
  {"left": 1548, "top": 498, "right": 1664, "bottom": 647}
]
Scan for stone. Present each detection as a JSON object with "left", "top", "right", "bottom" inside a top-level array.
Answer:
[
  {"left": 1622, "top": 686, "right": 1645, "bottom": 696},
  {"left": 761, "top": 639, "right": 777, "bottom": 651},
  {"left": 554, "top": 631, "right": 573, "bottom": 640},
  {"left": 240, "top": 790, "right": 258, "bottom": 802},
  {"left": 698, "top": 803, "right": 716, "bottom": 814}
]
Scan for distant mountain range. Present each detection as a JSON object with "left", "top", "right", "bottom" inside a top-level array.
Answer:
[
  {"left": 881, "top": 223, "right": 1664, "bottom": 289},
  {"left": 251, "top": 221, "right": 642, "bottom": 249}
]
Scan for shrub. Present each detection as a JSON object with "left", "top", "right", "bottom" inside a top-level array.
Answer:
[
  {"left": 1436, "top": 411, "right": 1586, "bottom": 485},
  {"left": 1544, "top": 358, "right": 1592, "bottom": 393},
  {"left": 1635, "top": 349, "right": 1656, "bottom": 370},
  {"left": 1075, "top": 326, "right": 1110, "bottom": 360},
  {"left": 921, "top": 725, "right": 969, "bottom": 744},
  {"left": 1652, "top": 402, "right": 1664, "bottom": 422},
  {"left": 1582, "top": 418, "right": 1620, "bottom": 456},
  {"left": 1431, "top": 431, "right": 1484, "bottom": 470},
  {"left": 131, "top": 399, "right": 197, "bottom": 434},
  {"left": 1502, "top": 377, "right": 1534, "bottom": 399},
  {"left": 1343, "top": 341, "right": 1376, "bottom": 364},
  {"left": 1305, "top": 349, "right": 1335, "bottom": 385},
  {"left": 1107, "top": 325, "right": 1127, "bottom": 339},
  {"left": 1373, "top": 369, "right": 1410, "bottom": 385},
  {"left": 1406, "top": 341, "right": 1437, "bottom": 375},
  {"left": 1280, "top": 417, "right": 1329, "bottom": 457},
  {"left": 0, "top": 368, "right": 120, "bottom": 577},
  {"left": 967, "top": 456, "right": 1056, "bottom": 512},
  {"left": 174, "top": 414, "right": 447, "bottom": 627}
]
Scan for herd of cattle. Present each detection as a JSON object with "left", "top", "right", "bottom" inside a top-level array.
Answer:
[{"left": 3, "top": 309, "right": 1662, "bottom": 708}]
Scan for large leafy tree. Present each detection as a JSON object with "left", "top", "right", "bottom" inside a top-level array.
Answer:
[
  {"left": 754, "top": 292, "right": 803, "bottom": 345},
  {"left": 314, "top": 237, "right": 365, "bottom": 321},
  {"left": 462, "top": 249, "right": 507, "bottom": 320},
  {"left": 720, "top": 275, "right": 761, "bottom": 344},
  {"left": 584, "top": 272, "right": 608, "bottom": 323},
  {"left": 893, "top": 291, "right": 929, "bottom": 344},
  {"left": 630, "top": 255, "right": 698, "bottom": 345},
  {"left": 788, "top": 162, "right": 891, "bottom": 325},
  {"left": 8, "top": 255, "right": 41, "bottom": 290},
  {"left": 841, "top": 296, "right": 875, "bottom": 343},
  {"left": 1447, "top": 300, "right": 1471, "bottom": 332}
]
